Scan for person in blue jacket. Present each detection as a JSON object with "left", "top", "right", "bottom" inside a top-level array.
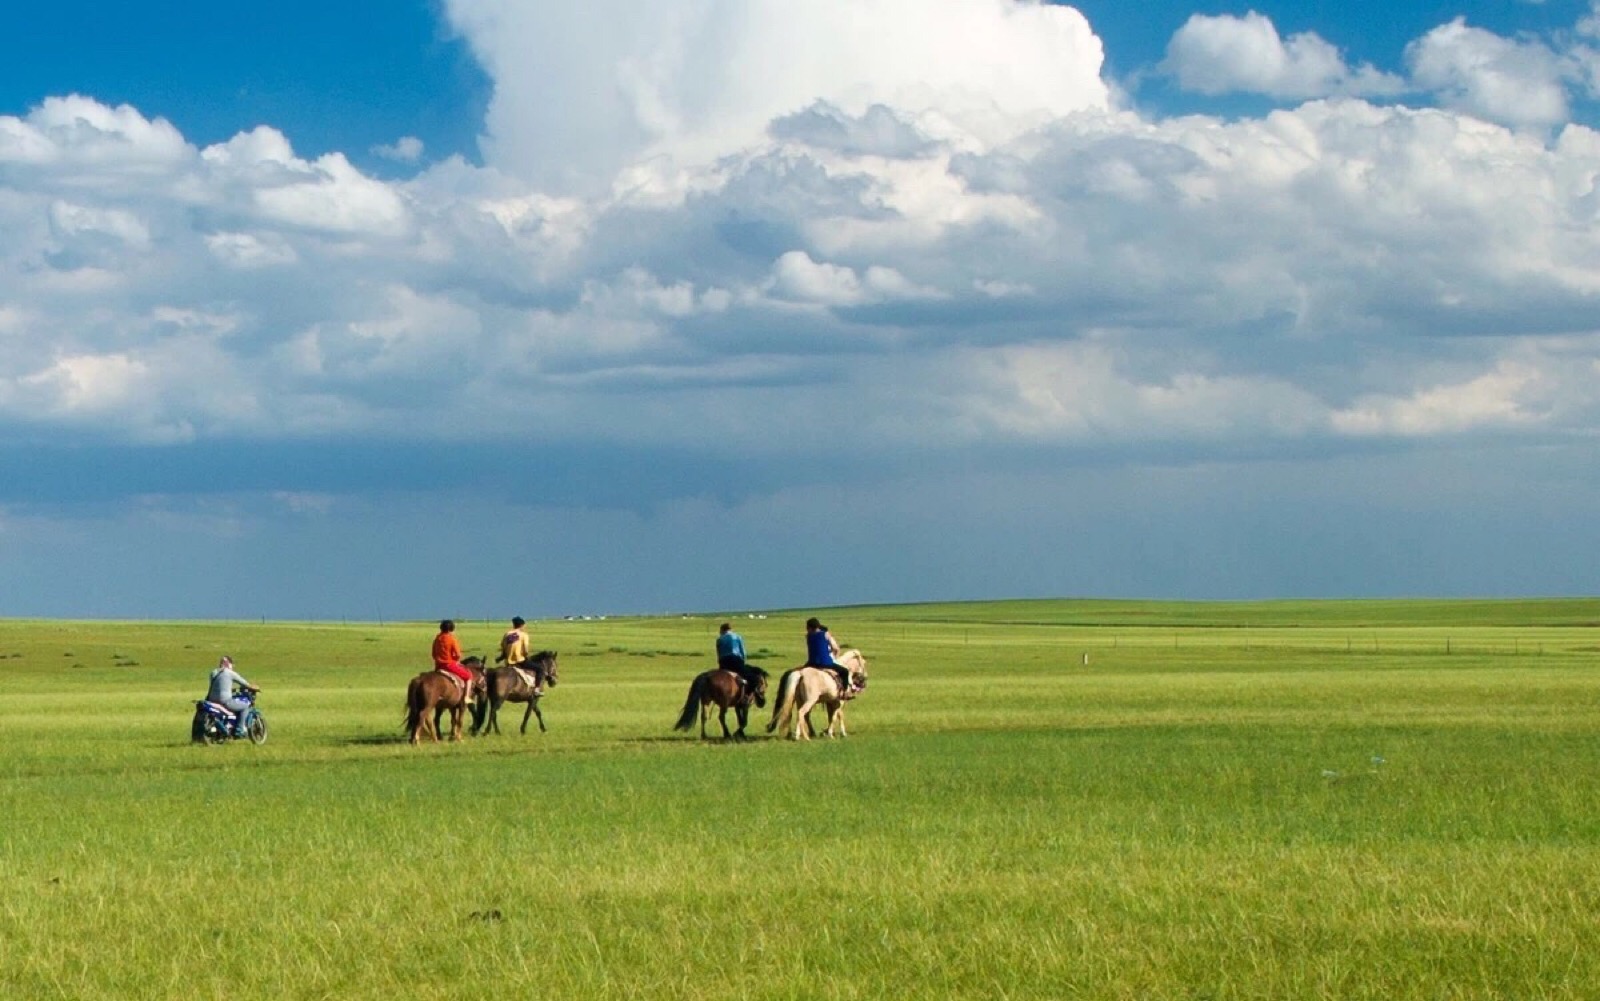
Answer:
[
  {"left": 716, "top": 622, "right": 762, "bottom": 690},
  {"left": 804, "top": 617, "right": 851, "bottom": 696}
]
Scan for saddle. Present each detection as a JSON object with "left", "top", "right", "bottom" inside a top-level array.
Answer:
[
  {"left": 436, "top": 668, "right": 469, "bottom": 699},
  {"left": 511, "top": 664, "right": 542, "bottom": 693}
]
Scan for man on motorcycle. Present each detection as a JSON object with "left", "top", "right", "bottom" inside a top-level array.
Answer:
[{"left": 207, "top": 656, "right": 258, "bottom": 737}]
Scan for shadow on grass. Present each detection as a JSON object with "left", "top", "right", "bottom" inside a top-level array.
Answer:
[
  {"left": 620, "top": 734, "right": 777, "bottom": 745},
  {"left": 341, "top": 733, "right": 415, "bottom": 746}
]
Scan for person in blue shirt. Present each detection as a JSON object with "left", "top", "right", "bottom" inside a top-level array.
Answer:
[
  {"left": 206, "top": 655, "right": 258, "bottom": 737},
  {"left": 716, "top": 622, "right": 762, "bottom": 690},
  {"left": 804, "top": 617, "right": 852, "bottom": 696}
]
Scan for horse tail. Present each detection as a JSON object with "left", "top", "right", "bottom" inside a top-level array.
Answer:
[
  {"left": 767, "top": 668, "right": 798, "bottom": 733},
  {"left": 403, "top": 676, "right": 423, "bottom": 735},
  {"left": 673, "top": 674, "right": 705, "bottom": 731}
]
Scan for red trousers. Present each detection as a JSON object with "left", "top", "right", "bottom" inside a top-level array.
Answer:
[{"left": 437, "top": 662, "right": 473, "bottom": 683}]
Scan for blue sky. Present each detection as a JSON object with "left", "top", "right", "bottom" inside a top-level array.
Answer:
[{"left": 2, "top": 1, "right": 1599, "bottom": 619}]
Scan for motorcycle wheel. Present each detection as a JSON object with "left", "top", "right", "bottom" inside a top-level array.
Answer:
[
  {"left": 190, "top": 711, "right": 207, "bottom": 744},
  {"left": 200, "top": 716, "right": 228, "bottom": 745},
  {"left": 246, "top": 712, "right": 268, "bottom": 745}
]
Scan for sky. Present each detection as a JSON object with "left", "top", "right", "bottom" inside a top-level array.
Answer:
[{"left": 2, "top": 0, "right": 1600, "bottom": 620}]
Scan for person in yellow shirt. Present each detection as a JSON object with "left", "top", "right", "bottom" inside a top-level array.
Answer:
[
  {"left": 498, "top": 616, "right": 529, "bottom": 665},
  {"left": 497, "top": 616, "right": 543, "bottom": 694}
]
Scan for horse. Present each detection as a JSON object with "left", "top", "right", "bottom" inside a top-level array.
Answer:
[
  {"left": 767, "top": 649, "right": 868, "bottom": 741},
  {"left": 404, "top": 656, "right": 488, "bottom": 744},
  {"left": 673, "top": 666, "right": 769, "bottom": 740},
  {"left": 474, "top": 650, "right": 559, "bottom": 736}
]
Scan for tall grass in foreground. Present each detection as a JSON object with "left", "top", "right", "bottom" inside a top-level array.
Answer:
[{"left": 0, "top": 600, "right": 1598, "bottom": 999}]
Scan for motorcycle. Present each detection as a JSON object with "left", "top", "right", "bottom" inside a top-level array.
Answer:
[{"left": 191, "top": 688, "right": 268, "bottom": 745}]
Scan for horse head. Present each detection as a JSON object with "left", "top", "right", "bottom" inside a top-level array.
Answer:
[
  {"left": 748, "top": 667, "right": 770, "bottom": 709},
  {"left": 533, "top": 650, "right": 559, "bottom": 688},
  {"left": 842, "top": 650, "right": 868, "bottom": 693},
  {"left": 461, "top": 655, "right": 490, "bottom": 698}
]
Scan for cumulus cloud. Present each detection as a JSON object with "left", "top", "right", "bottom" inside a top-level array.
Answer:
[
  {"left": 372, "top": 136, "right": 425, "bottom": 163},
  {"left": 1332, "top": 360, "right": 1547, "bottom": 436},
  {"left": 1163, "top": 12, "right": 1404, "bottom": 99},
  {"left": 1406, "top": 17, "right": 1570, "bottom": 130},
  {"left": 0, "top": 94, "right": 190, "bottom": 171},
  {"left": 440, "top": 0, "right": 1110, "bottom": 195},
  {"left": 770, "top": 102, "right": 936, "bottom": 159},
  {"left": 6, "top": 3, "right": 1600, "bottom": 482},
  {"left": 1161, "top": 10, "right": 1600, "bottom": 134}
]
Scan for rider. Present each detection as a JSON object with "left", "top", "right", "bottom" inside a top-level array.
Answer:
[
  {"left": 804, "top": 617, "right": 852, "bottom": 698},
  {"left": 432, "top": 619, "right": 475, "bottom": 694},
  {"left": 497, "top": 616, "right": 539, "bottom": 693},
  {"left": 716, "top": 622, "right": 762, "bottom": 693},
  {"left": 206, "top": 655, "right": 258, "bottom": 737}
]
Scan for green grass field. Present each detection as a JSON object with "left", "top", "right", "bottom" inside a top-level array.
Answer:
[{"left": 1, "top": 599, "right": 1598, "bottom": 999}]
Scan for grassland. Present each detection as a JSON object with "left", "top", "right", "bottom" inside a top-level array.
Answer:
[{"left": 1, "top": 599, "right": 1598, "bottom": 999}]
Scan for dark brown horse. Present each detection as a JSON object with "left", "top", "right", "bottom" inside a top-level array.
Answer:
[
  {"left": 474, "top": 651, "right": 559, "bottom": 736},
  {"left": 673, "top": 666, "right": 769, "bottom": 740},
  {"left": 404, "top": 656, "right": 487, "bottom": 744}
]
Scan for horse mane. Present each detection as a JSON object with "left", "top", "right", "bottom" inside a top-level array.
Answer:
[{"left": 839, "top": 648, "right": 867, "bottom": 676}]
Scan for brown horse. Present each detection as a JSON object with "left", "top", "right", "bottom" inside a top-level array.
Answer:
[
  {"left": 474, "top": 650, "right": 559, "bottom": 736},
  {"left": 674, "top": 666, "right": 769, "bottom": 740},
  {"left": 404, "top": 656, "right": 487, "bottom": 744}
]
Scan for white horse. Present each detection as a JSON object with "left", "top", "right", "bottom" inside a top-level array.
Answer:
[{"left": 766, "top": 649, "right": 868, "bottom": 741}]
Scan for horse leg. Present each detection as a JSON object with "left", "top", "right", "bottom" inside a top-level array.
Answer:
[
  {"left": 530, "top": 697, "right": 546, "bottom": 733},
  {"left": 717, "top": 704, "right": 732, "bottom": 740},
  {"left": 793, "top": 695, "right": 818, "bottom": 740},
  {"left": 485, "top": 695, "right": 501, "bottom": 735},
  {"left": 449, "top": 705, "right": 463, "bottom": 741},
  {"left": 734, "top": 703, "right": 748, "bottom": 740},
  {"left": 823, "top": 701, "right": 841, "bottom": 738},
  {"left": 521, "top": 699, "right": 535, "bottom": 735}
]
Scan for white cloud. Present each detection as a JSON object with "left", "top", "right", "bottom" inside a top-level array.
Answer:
[
  {"left": 947, "top": 342, "right": 1327, "bottom": 443},
  {"left": 1406, "top": 18, "right": 1569, "bottom": 130},
  {"left": 0, "top": 94, "right": 191, "bottom": 171},
  {"left": 768, "top": 251, "right": 868, "bottom": 307},
  {"left": 8, "top": 0, "right": 1600, "bottom": 470},
  {"left": 251, "top": 152, "right": 411, "bottom": 237},
  {"left": 21, "top": 352, "right": 151, "bottom": 415},
  {"left": 204, "top": 231, "right": 299, "bottom": 269},
  {"left": 770, "top": 102, "right": 935, "bottom": 159},
  {"left": 373, "top": 136, "right": 425, "bottom": 163},
  {"left": 48, "top": 201, "right": 151, "bottom": 248},
  {"left": 1332, "top": 360, "right": 1546, "bottom": 436},
  {"left": 764, "top": 250, "right": 940, "bottom": 307},
  {"left": 1163, "top": 12, "right": 1404, "bottom": 99},
  {"left": 441, "top": 0, "right": 1111, "bottom": 195}
]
